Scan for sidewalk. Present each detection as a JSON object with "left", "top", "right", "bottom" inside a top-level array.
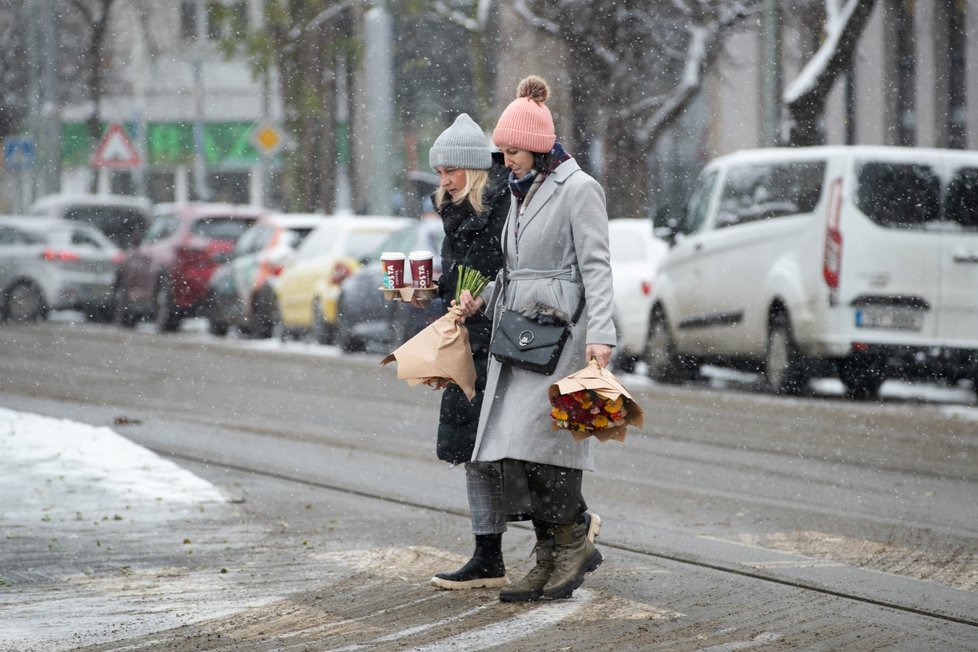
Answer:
[
  {"left": 0, "top": 408, "right": 281, "bottom": 650},
  {"left": 0, "top": 408, "right": 555, "bottom": 652}
]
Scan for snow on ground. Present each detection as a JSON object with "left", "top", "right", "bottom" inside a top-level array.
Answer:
[{"left": 0, "top": 407, "right": 226, "bottom": 521}]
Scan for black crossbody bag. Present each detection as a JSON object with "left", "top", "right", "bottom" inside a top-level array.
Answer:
[{"left": 488, "top": 263, "right": 585, "bottom": 375}]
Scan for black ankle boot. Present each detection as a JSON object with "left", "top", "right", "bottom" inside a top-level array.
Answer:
[{"left": 431, "top": 533, "right": 508, "bottom": 590}]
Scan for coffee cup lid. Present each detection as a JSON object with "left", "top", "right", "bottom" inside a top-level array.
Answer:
[
  {"left": 409, "top": 250, "right": 433, "bottom": 259},
  {"left": 381, "top": 251, "right": 405, "bottom": 260}
]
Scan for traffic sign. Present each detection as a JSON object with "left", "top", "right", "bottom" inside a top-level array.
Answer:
[
  {"left": 3, "top": 137, "right": 35, "bottom": 171},
  {"left": 250, "top": 121, "right": 289, "bottom": 156},
  {"left": 91, "top": 123, "right": 142, "bottom": 169}
]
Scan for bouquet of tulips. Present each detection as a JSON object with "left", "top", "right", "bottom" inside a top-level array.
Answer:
[{"left": 453, "top": 264, "right": 490, "bottom": 303}]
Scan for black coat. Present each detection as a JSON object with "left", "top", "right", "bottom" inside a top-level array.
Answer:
[{"left": 435, "top": 157, "right": 510, "bottom": 464}]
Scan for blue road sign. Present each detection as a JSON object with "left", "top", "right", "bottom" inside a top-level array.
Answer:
[{"left": 3, "top": 137, "right": 36, "bottom": 171}]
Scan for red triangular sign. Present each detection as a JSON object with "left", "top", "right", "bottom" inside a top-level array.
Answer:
[{"left": 91, "top": 123, "right": 141, "bottom": 169}]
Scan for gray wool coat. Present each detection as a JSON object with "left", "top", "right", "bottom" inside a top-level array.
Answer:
[{"left": 472, "top": 158, "right": 616, "bottom": 472}]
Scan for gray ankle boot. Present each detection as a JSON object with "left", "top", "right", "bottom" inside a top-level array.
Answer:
[
  {"left": 499, "top": 525, "right": 554, "bottom": 603},
  {"left": 541, "top": 519, "right": 602, "bottom": 599}
]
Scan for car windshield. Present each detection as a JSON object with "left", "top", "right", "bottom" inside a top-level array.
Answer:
[
  {"left": 289, "top": 227, "right": 316, "bottom": 247},
  {"left": 191, "top": 217, "right": 255, "bottom": 240},
  {"left": 346, "top": 230, "right": 396, "bottom": 260},
  {"left": 64, "top": 206, "right": 147, "bottom": 249}
]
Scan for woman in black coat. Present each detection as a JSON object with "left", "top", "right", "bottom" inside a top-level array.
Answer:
[{"left": 424, "top": 114, "right": 511, "bottom": 589}]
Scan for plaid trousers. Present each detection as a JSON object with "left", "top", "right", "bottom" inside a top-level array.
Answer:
[{"left": 464, "top": 461, "right": 507, "bottom": 535}]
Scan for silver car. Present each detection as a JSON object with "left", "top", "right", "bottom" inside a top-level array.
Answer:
[{"left": 0, "top": 217, "right": 121, "bottom": 322}]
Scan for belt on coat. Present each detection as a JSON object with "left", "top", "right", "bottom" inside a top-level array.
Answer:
[{"left": 505, "top": 266, "right": 581, "bottom": 283}]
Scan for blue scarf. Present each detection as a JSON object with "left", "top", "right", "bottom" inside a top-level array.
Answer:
[{"left": 508, "top": 142, "right": 571, "bottom": 202}]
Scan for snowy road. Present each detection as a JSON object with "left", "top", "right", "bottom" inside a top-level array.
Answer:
[{"left": 1, "top": 319, "right": 976, "bottom": 650}]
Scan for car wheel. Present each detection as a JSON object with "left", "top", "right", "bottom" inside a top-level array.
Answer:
[
  {"left": 334, "top": 310, "right": 361, "bottom": 353},
  {"left": 765, "top": 313, "right": 810, "bottom": 396},
  {"left": 208, "top": 315, "right": 229, "bottom": 337},
  {"left": 389, "top": 311, "right": 409, "bottom": 348},
  {"left": 839, "top": 356, "right": 885, "bottom": 401},
  {"left": 644, "top": 310, "right": 683, "bottom": 382},
  {"left": 154, "top": 280, "right": 182, "bottom": 333},
  {"left": 250, "top": 295, "right": 274, "bottom": 339},
  {"left": 312, "top": 300, "right": 333, "bottom": 345},
  {"left": 113, "top": 283, "right": 137, "bottom": 328},
  {"left": 5, "top": 281, "right": 46, "bottom": 322}
]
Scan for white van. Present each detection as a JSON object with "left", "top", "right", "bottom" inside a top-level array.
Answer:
[{"left": 647, "top": 146, "right": 978, "bottom": 399}]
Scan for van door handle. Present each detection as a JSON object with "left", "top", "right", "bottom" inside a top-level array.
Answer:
[{"left": 953, "top": 254, "right": 978, "bottom": 264}]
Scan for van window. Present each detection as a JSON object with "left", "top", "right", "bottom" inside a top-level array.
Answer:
[
  {"left": 945, "top": 167, "right": 978, "bottom": 231},
  {"left": 716, "top": 162, "right": 825, "bottom": 229},
  {"left": 855, "top": 162, "right": 941, "bottom": 229},
  {"left": 681, "top": 171, "right": 718, "bottom": 235}
]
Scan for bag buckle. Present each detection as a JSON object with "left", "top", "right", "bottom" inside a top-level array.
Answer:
[{"left": 518, "top": 330, "right": 534, "bottom": 347}]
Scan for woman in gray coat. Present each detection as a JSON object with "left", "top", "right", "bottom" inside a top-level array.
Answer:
[{"left": 458, "top": 76, "right": 616, "bottom": 603}]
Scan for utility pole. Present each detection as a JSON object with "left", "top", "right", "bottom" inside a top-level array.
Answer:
[
  {"left": 363, "top": 0, "right": 394, "bottom": 215},
  {"left": 132, "top": 10, "right": 149, "bottom": 198},
  {"left": 760, "top": 0, "right": 782, "bottom": 147},
  {"left": 191, "top": 0, "right": 211, "bottom": 200},
  {"left": 28, "top": 0, "right": 61, "bottom": 199}
]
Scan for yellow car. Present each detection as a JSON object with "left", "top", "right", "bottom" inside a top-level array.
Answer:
[{"left": 275, "top": 215, "right": 409, "bottom": 343}]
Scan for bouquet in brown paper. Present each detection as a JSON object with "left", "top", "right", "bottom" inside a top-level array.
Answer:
[
  {"left": 548, "top": 358, "right": 644, "bottom": 442},
  {"left": 381, "top": 304, "right": 477, "bottom": 400}
]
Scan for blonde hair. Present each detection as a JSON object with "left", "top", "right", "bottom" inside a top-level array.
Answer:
[{"left": 435, "top": 168, "right": 489, "bottom": 215}]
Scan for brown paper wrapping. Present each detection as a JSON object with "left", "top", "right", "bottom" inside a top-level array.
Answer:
[
  {"left": 548, "top": 358, "right": 645, "bottom": 442},
  {"left": 381, "top": 306, "right": 477, "bottom": 400}
]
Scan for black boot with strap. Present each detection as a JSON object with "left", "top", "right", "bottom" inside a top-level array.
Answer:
[{"left": 431, "top": 533, "right": 507, "bottom": 590}]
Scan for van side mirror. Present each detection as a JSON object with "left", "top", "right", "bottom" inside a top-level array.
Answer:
[{"left": 651, "top": 207, "right": 677, "bottom": 245}]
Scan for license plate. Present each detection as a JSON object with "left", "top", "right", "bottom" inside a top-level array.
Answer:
[{"left": 854, "top": 307, "right": 923, "bottom": 331}]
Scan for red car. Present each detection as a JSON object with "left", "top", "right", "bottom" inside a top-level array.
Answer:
[{"left": 114, "top": 203, "right": 266, "bottom": 332}]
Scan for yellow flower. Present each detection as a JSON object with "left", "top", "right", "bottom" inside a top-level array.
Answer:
[
  {"left": 604, "top": 397, "right": 624, "bottom": 413},
  {"left": 592, "top": 414, "right": 609, "bottom": 429},
  {"left": 551, "top": 407, "right": 568, "bottom": 421},
  {"left": 575, "top": 391, "right": 593, "bottom": 409}
]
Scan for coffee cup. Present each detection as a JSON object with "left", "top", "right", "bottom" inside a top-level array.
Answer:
[
  {"left": 381, "top": 252, "right": 406, "bottom": 289},
  {"left": 409, "top": 250, "right": 434, "bottom": 288}
]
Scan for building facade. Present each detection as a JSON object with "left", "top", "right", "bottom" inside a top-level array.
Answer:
[{"left": 60, "top": 0, "right": 278, "bottom": 206}]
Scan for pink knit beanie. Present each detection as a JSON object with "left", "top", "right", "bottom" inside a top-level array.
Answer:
[{"left": 492, "top": 76, "right": 556, "bottom": 154}]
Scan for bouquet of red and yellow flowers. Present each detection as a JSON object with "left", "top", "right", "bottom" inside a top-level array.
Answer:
[{"left": 548, "top": 358, "right": 644, "bottom": 442}]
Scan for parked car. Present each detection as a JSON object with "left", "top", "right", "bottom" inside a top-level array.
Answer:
[
  {"left": 204, "top": 213, "right": 331, "bottom": 337},
  {"left": 30, "top": 193, "right": 152, "bottom": 250},
  {"left": 0, "top": 217, "right": 121, "bottom": 322},
  {"left": 275, "top": 215, "right": 409, "bottom": 343},
  {"left": 335, "top": 217, "right": 445, "bottom": 352},
  {"left": 607, "top": 218, "right": 669, "bottom": 372},
  {"left": 647, "top": 145, "right": 978, "bottom": 399},
  {"left": 114, "top": 203, "right": 265, "bottom": 332}
]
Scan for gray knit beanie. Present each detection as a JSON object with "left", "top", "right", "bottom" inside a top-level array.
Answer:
[{"left": 429, "top": 113, "right": 492, "bottom": 170}]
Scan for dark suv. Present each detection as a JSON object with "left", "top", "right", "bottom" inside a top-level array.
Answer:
[{"left": 114, "top": 203, "right": 265, "bottom": 332}]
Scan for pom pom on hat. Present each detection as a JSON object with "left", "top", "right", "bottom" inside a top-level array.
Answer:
[
  {"left": 429, "top": 113, "right": 492, "bottom": 170},
  {"left": 492, "top": 75, "right": 556, "bottom": 154}
]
